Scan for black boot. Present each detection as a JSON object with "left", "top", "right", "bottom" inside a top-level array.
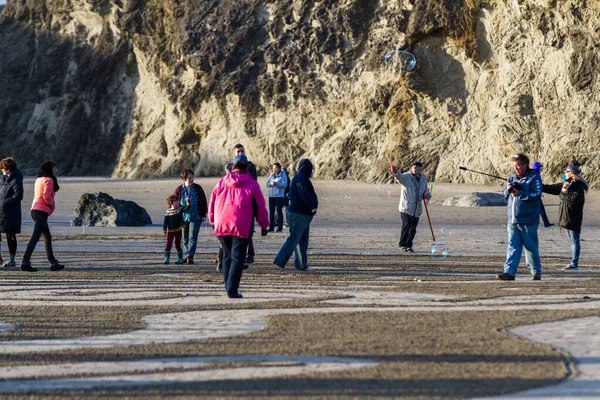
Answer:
[{"left": 21, "top": 261, "right": 37, "bottom": 272}]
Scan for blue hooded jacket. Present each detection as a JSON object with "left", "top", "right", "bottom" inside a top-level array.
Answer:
[
  {"left": 502, "top": 168, "right": 542, "bottom": 225},
  {"left": 288, "top": 159, "right": 318, "bottom": 215}
]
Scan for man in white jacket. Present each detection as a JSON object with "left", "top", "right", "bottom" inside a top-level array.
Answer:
[{"left": 391, "top": 161, "right": 429, "bottom": 253}]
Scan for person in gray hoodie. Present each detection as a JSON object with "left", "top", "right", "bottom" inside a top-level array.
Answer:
[
  {"left": 0, "top": 157, "right": 24, "bottom": 268},
  {"left": 391, "top": 161, "right": 429, "bottom": 253}
]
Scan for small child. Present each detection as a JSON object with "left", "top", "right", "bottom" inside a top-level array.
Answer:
[{"left": 162, "top": 195, "right": 187, "bottom": 264}]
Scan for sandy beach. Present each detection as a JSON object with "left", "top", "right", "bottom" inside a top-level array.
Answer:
[{"left": 1, "top": 176, "right": 599, "bottom": 399}]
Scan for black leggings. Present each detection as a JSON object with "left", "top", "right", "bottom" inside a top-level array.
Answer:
[
  {"left": 22, "top": 210, "right": 56, "bottom": 263},
  {"left": 1, "top": 233, "right": 17, "bottom": 255}
]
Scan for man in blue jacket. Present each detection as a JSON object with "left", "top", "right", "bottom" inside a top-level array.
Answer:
[
  {"left": 274, "top": 159, "right": 318, "bottom": 271},
  {"left": 498, "top": 153, "right": 543, "bottom": 281}
]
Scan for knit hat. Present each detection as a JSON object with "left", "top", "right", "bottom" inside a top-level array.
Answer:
[
  {"left": 411, "top": 161, "right": 423, "bottom": 168},
  {"left": 233, "top": 154, "right": 248, "bottom": 166},
  {"left": 565, "top": 165, "right": 581, "bottom": 174},
  {"left": 531, "top": 161, "right": 543, "bottom": 171}
]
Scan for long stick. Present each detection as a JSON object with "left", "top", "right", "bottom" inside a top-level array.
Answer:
[
  {"left": 423, "top": 199, "right": 435, "bottom": 242},
  {"left": 458, "top": 166, "right": 505, "bottom": 181}
]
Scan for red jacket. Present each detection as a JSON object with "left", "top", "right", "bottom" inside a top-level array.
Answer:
[{"left": 209, "top": 170, "right": 269, "bottom": 238}]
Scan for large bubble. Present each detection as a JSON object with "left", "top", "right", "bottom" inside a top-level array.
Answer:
[
  {"left": 384, "top": 50, "right": 417, "bottom": 72},
  {"left": 430, "top": 243, "right": 448, "bottom": 260}
]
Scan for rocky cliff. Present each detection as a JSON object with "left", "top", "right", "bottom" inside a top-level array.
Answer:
[{"left": 0, "top": 0, "right": 598, "bottom": 185}]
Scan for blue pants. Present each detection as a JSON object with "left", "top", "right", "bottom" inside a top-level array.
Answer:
[
  {"left": 504, "top": 223, "right": 542, "bottom": 275},
  {"left": 182, "top": 220, "right": 201, "bottom": 258},
  {"left": 566, "top": 229, "right": 581, "bottom": 267},
  {"left": 218, "top": 236, "right": 249, "bottom": 297},
  {"left": 274, "top": 212, "right": 313, "bottom": 270}
]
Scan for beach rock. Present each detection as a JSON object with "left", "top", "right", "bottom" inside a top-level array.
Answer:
[
  {"left": 442, "top": 192, "right": 506, "bottom": 207},
  {"left": 0, "top": 1, "right": 599, "bottom": 187},
  {"left": 71, "top": 192, "right": 152, "bottom": 227}
]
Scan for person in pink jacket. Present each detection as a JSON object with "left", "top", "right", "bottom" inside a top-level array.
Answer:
[
  {"left": 21, "top": 161, "right": 64, "bottom": 272},
  {"left": 209, "top": 154, "right": 269, "bottom": 298}
]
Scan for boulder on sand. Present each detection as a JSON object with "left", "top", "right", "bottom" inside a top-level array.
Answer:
[
  {"left": 442, "top": 192, "right": 507, "bottom": 207},
  {"left": 71, "top": 192, "right": 152, "bottom": 227}
]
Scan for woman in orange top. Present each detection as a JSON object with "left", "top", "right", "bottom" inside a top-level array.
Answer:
[{"left": 20, "top": 161, "right": 64, "bottom": 272}]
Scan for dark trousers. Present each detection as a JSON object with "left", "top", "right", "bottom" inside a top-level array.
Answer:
[
  {"left": 165, "top": 231, "right": 182, "bottom": 252},
  {"left": 218, "top": 235, "right": 250, "bottom": 297},
  {"left": 246, "top": 218, "right": 255, "bottom": 260},
  {"left": 399, "top": 212, "right": 419, "bottom": 249},
  {"left": 269, "top": 197, "right": 285, "bottom": 231},
  {"left": 23, "top": 210, "right": 56, "bottom": 263},
  {"left": 540, "top": 202, "right": 552, "bottom": 227},
  {"left": 1, "top": 233, "right": 17, "bottom": 255}
]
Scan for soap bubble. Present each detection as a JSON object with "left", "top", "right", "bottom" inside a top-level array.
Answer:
[
  {"left": 440, "top": 227, "right": 452, "bottom": 236},
  {"left": 377, "top": 185, "right": 391, "bottom": 197},
  {"left": 321, "top": 196, "right": 327, "bottom": 201},
  {"left": 344, "top": 195, "right": 351, "bottom": 199},
  {"left": 384, "top": 50, "right": 417, "bottom": 72},
  {"left": 430, "top": 243, "right": 448, "bottom": 260}
]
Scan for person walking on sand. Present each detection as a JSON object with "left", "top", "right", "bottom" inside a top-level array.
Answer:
[
  {"left": 162, "top": 195, "right": 188, "bottom": 265},
  {"left": 20, "top": 161, "right": 64, "bottom": 272},
  {"left": 531, "top": 161, "right": 554, "bottom": 229},
  {"left": 174, "top": 169, "right": 208, "bottom": 265},
  {"left": 208, "top": 154, "right": 269, "bottom": 298},
  {"left": 542, "top": 164, "right": 588, "bottom": 271},
  {"left": 274, "top": 159, "right": 318, "bottom": 271},
  {"left": 0, "top": 157, "right": 24, "bottom": 268},
  {"left": 497, "top": 153, "right": 543, "bottom": 281},
  {"left": 390, "top": 161, "right": 429, "bottom": 253},
  {"left": 266, "top": 162, "right": 288, "bottom": 232},
  {"left": 233, "top": 143, "right": 258, "bottom": 265}
]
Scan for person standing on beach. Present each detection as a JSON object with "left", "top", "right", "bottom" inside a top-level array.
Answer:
[
  {"left": 233, "top": 144, "right": 257, "bottom": 265},
  {"left": 174, "top": 169, "right": 208, "bottom": 265},
  {"left": 208, "top": 154, "right": 269, "bottom": 298},
  {"left": 542, "top": 164, "right": 588, "bottom": 271},
  {"left": 531, "top": 161, "right": 554, "bottom": 229},
  {"left": 0, "top": 157, "right": 24, "bottom": 268},
  {"left": 20, "top": 161, "right": 64, "bottom": 272},
  {"left": 498, "top": 153, "right": 543, "bottom": 281},
  {"left": 274, "top": 159, "right": 318, "bottom": 271},
  {"left": 162, "top": 195, "right": 188, "bottom": 265},
  {"left": 390, "top": 161, "right": 429, "bottom": 253},
  {"left": 266, "top": 162, "right": 288, "bottom": 232}
]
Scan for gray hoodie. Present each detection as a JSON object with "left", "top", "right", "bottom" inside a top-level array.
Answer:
[{"left": 395, "top": 171, "right": 428, "bottom": 217}]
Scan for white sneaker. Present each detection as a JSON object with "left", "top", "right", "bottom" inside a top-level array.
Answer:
[{"left": 562, "top": 264, "right": 579, "bottom": 270}]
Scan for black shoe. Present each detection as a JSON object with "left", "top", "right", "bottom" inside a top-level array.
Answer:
[
  {"left": 532, "top": 273, "right": 542, "bottom": 281},
  {"left": 242, "top": 264, "right": 249, "bottom": 270},
  {"left": 267, "top": 228, "right": 275, "bottom": 232},
  {"left": 50, "top": 263, "right": 65, "bottom": 271},
  {"left": 245, "top": 257, "right": 254, "bottom": 264},
  {"left": 228, "top": 293, "right": 243, "bottom": 299},
  {"left": 497, "top": 273, "right": 515, "bottom": 281},
  {"left": 21, "top": 262, "right": 37, "bottom": 272},
  {"left": 276, "top": 229, "right": 283, "bottom": 232}
]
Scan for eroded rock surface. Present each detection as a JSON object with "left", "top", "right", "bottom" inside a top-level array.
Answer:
[
  {"left": 0, "top": 0, "right": 598, "bottom": 186},
  {"left": 71, "top": 192, "right": 152, "bottom": 227}
]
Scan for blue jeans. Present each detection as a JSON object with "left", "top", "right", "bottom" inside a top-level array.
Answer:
[
  {"left": 183, "top": 220, "right": 201, "bottom": 258},
  {"left": 566, "top": 230, "right": 581, "bottom": 267},
  {"left": 504, "top": 223, "right": 541, "bottom": 275},
  {"left": 274, "top": 212, "right": 313, "bottom": 270},
  {"left": 218, "top": 236, "right": 249, "bottom": 297}
]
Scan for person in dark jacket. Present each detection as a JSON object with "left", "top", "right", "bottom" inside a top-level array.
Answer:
[
  {"left": 542, "top": 164, "right": 588, "bottom": 270},
  {"left": 0, "top": 157, "right": 24, "bottom": 268},
  {"left": 162, "top": 195, "right": 189, "bottom": 265},
  {"left": 173, "top": 169, "right": 208, "bottom": 265},
  {"left": 274, "top": 159, "right": 318, "bottom": 271},
  {"left": 498, "top": 153, "right": 543, "bottom": 281}
]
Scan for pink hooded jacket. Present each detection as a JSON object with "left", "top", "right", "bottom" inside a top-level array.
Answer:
[
  {"left": 209, "top": 170, "right": 269, "bottom": 238},
  {"left": 31, "top": 177, "right": 56, "bottom": 216}
]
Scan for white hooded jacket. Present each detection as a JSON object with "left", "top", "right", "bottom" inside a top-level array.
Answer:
[{"left": 395, "top": 171, "right": 428, "bottom": 217}]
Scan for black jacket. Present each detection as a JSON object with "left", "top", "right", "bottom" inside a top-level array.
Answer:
[
  {"left": 288, "top": 159, "right": 318, "bottom": 215},
  {"left": 0, "top": 169, "right": 24, "bottom": 234},
  {"left": 542, "top": 179, "right": 587, "bottom": 232}
]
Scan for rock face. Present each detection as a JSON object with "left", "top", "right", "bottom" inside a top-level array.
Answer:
[
  {"left": 0, "top": 0, "right": 599, "bottom": 186},
  {"left": 71, "top": 192, "right": 152, "bottom": 227},
  {"left": 442, "top": 192, "right": 506, "bottom": 207}
]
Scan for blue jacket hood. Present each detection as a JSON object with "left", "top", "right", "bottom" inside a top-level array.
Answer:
[{"left": 298, "top": 159, "right": 313, "bottom": 176}]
